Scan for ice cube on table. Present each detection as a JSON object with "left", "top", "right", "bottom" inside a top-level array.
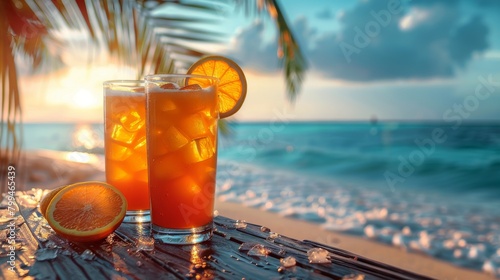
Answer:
[
  {"left": 238, "top": 242, "right": 258, "bottom": 252},
  {"left": 80, "top": 249, "right": 95, "bottom": 261},
  {"left": 234, "top": 220, "right": 247, "bottom": 229},
  {"left": 247, "top": 244, "right": 270, "bottom": 257},
  {"left": 136, "top": 236, "right": 155, "bottom": 251},
  {"left": 307, "top": 248, "right": 331, "bottom": 263},
  {"left": 35, "top": 248, "right": 58, "bottom": 261},
  {"left": 38, "top": 227, "right": 52, "bottom": 242},
  {"left": 280, "top": 256, "right": 296, "bottom": 268},
  {"left": 267, "top": 232, "right": 280, "bottom": 241}
]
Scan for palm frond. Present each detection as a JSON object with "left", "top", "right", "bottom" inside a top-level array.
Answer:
[
  {"left": 0, "top": 0, "right": 52, "bottom": 193},
  {"left": 239, "top": 0, "right": 307, "bottom": 102},
  {"left": 266, "top": 0, "right": 307, "bottom": 102}
]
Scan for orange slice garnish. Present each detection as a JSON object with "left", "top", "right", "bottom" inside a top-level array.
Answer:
[
  {"left": 45, "top": 181, "right": 127, "bottom": 242},
  {"left": 187, "top": 55, "right": 247, "bottom": 118}
]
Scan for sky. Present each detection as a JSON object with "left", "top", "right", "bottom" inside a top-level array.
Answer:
[{"left": 20, "top": 0, "right": 500, "bottom": 123}]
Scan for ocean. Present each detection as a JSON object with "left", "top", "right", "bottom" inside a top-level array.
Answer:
[{"left": 21, "top": 121, "right": 500, "bottom": 276}]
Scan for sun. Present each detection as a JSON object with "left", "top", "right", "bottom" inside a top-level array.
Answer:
[{"left": 72, "top": 88, "right": 100, "bottom": 109}]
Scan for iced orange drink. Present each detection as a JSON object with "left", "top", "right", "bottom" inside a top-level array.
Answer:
[
  {"left": 146, "top": 75, "right": 218, "bottom": 244},
  {"left": 146, "top": 56, "right": 247, "bottom": 244},
  {"left": 103, "top": 81, "right": 150, "bottom": 223}
]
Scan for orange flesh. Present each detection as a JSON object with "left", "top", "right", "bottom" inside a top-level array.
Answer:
[{"left": 52, "top": 185, "right": 123, "bottom": 230}]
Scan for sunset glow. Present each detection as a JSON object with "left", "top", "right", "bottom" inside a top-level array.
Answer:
[{"left": 72, "top": 88, "right": 100, "bottom": 109}]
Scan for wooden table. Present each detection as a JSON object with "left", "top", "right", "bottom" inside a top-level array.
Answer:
[{"left": 1, "top": 189, "right": 434, "bottom": 279}]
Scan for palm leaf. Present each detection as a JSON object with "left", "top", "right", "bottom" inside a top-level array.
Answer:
[
  {"left": 0, "top": 0, "right": 50, "bottom": 192},
  {"left": 256, "top": 0, "right": 307, "bottom": 101}
]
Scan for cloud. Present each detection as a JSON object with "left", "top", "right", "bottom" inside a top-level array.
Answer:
[
  {"left": 227, "top": 0, "right": 492, "bottom": 82},
  {"left": 309, "top": 0, "right": 490, "bottom": 81},
  {"left": 290, "top": 16, "right": 317, "bottom": 50},
  {"left": 226, "top": 20, "right": 280, "bottom": 73},
  {"left": 450, "top": 16, "right": 489, "bottom": 66},
  {"left": 316, "top": 8, "right": 333, "bottom": 20},
  {"left": 476, "top": 0, "right": 500, "bottom": 8},
  {"left": 411, "top": 0, "right": 461, "bottom": 7}
]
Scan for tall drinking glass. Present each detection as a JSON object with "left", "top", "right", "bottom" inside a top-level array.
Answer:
[
  {"left": 103, "top": 80, "right": 150, "bottom": 223},
  {"left": 145, "top": 74, "right": 219, "bottom": 244}
]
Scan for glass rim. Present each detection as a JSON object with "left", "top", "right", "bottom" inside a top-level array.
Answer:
[
  {"left": 144, "top": 73, "right": 219, "bottom": 83},
  {"left": 103, "top": 80, "right": 145, "bottom": 86}
]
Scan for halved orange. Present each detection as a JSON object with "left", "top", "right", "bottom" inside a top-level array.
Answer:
[
  {"left": 187, "top": 55, "right": 247, "bottom": 118},
  {"left": 45, "top": 181, "right": 127, "bottom": 242}
]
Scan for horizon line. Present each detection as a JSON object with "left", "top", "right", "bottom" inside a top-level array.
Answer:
[{"left": 21, "top": 119, "right": 500, "bottom": 125}]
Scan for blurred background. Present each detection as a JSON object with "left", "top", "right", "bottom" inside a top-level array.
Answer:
[{"left": 1, "top": 0, "right": 500, "bottom": 276}]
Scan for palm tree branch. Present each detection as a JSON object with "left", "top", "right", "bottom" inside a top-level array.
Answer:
[{"left": 258, "top": 0, "right": 307, "bottom": 101}]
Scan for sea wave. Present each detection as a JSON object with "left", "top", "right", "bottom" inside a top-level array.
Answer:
[{"left": 219, "top": 141, "right": 500, "bottom": 199}]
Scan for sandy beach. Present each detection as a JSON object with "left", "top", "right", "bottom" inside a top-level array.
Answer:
[{"left": 11, "top": 150, "right": 496, "bottom": 280}]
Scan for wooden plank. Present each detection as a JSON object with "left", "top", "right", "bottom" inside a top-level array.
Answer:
[
  {"left": 0, "top": 200, "right": 39, "bottom": 279},
  {"left": 214, "top": 216, "right": 435, "bottom": 280},
  {"left": 214, "top": 217, "right": 356, "bottom": 279}
]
